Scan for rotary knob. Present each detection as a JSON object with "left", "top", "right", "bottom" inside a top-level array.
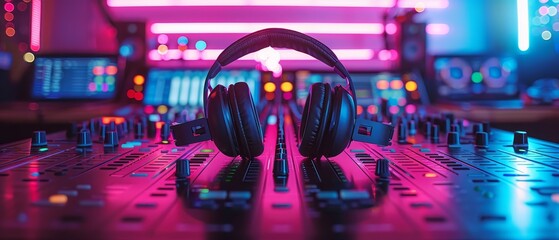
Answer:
[
  {"left": 447, "top": 132, "right": 460, "bottom": 147},
  {"left": 475, "top": 132, "right": 489, "bottom": 148}
]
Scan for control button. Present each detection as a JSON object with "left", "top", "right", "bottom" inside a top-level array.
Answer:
[
  {"left": 340, "top": 190, "right": 370, "bottom": 200},
  {"left": 199, "top": 190, "right": 227, "bottom": 200},
  {"left": 316, "top": 191, "right": 339, "bottom": 199},
  {"left": 229, "top": 191, "right": 251, "bottom": 200},
  {"left": 175, "top": 159, "right": 190, "bottom": 178},
  {"left": 104, "top": 131, "right": 119, "bottom": 147},
  {"left": 447, "top": 132, "right": 460, "bottom": 147},
  {"left": 48, "top": 194, "right": 68, "bottom": 205},
  {"left": 375, "top": 158, "right": 391, "bottom": 180},
  {"left": 475, "top": 132, "right": 489, "bottom": 148},
  {"left": 513, "top": 131, "right": 529, "bottom": 149},
  {"left": 31, "top": 131, "right": 47, "bottom": 147},
  {"left": 76, "top": 129, "right": 93, "bottom": 148}
]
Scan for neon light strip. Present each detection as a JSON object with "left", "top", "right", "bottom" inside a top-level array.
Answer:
[
  {"left": 149, "top": 49, "right": 375, "bottom": 61},
  {"left": 30, "top": 0, "right": 41, "bottom": 52},
  {"left": 151, "top": 23, "right": 385, "bottom": 35},
  {"left": 108, "top": 0, "right": 448, "bottom": 8},
  {"left": 517, "top": 0, "right": 529, "bottom": 51},
  {"left": 425, "top": 23, "right": 449, "bottom": 35}
]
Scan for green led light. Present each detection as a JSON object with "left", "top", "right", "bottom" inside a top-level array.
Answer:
[
  {"left": 200, "top": 189, "right": 209, "bottom": 193},
  {"left": 39, "top": 147, "right": 48, "bottom": 152},
  {"left": 201, "top": 149, "right": 214, "bottom": 153},
  {"left": 471, "top": 72, "right": 483, "bottom": 83}
]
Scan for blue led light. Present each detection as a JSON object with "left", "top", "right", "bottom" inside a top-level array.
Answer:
[
  {"left": 195, "top": 40, "right": 207, "bottom": 51},
  {"left": 178, "top": 36, "right": 188, "bottom": 45},
  {"left": 119, "top": 44, "right": 134, "bottom": 58}
]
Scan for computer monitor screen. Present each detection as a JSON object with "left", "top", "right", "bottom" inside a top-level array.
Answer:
[
  {"left": 32, "top": 56, "right": 119, "bottom": 100},
  {"left": 144, "top": 69, "right": 261, "bottom": 107}
]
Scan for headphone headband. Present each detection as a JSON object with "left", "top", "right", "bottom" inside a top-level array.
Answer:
[{"left": 203, "top": 28, "right": 357, "bottom": 116}]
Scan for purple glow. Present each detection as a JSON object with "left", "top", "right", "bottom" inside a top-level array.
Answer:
[
  {"left": 102, "top": 83, "right": 109, "bottom": 92},
  {"left": 88, "top": 82, "right": 97, "bottom": 92}
]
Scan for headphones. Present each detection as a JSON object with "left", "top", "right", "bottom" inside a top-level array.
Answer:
[{"left": 171, "top": 28, "right": 393, "bottom": 159}]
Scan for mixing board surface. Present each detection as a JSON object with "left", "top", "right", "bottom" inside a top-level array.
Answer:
[{"left": 1, "top": 104, "right": 558, "bottom": 240}]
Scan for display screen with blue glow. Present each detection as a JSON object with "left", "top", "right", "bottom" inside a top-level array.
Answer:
[
  {"left": 434, "top": 56, "right": 518, "bottom": 101},
  {"left": 144, "top": 69, "right": 261, "bottom": 107},
  {"left": 295, "top": 71, "right": 408, "bottom": 114},
  {"left": 32, "top": 56, "right": 118, "bottom": 100}
]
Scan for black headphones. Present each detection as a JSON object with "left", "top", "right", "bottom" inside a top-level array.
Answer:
[{"left": 171, "top": 28, "right": 393, "bottom": 159}]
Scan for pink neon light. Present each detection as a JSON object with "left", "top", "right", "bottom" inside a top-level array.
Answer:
[
  {"left": 151, "top": 23, "right": 384, "bottom": 35},
  {"left": 426, "top": 23, "right": 450, "bottom": 35},
  {"left": 30, "top": 0, "right": 41, "bottom": 52},
  {"left": 149, "top": 49, "right": 375, "bottom": 61},
  {"left": 398, "top": 0, "right": 448, "bottom": 8},
  {"left": 109, "top": 0, "right": 404, "bottom": 8}
]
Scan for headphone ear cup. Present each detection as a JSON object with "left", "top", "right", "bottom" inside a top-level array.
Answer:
[
  {"left": 298, "top": 83, "right": 332, "bottom": 158},
  {"left": 207, "top": 85, "right": 240, "bottom": 157},
  {"left": 228, "top": 82, "right": 264, "bottom": 158},
  {"left": 321, "top": 86, "right": 355, "bottom": 157}
]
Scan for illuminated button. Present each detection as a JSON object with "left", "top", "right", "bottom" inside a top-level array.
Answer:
[
  {"left": 199, "top": 190, "right": 227, "bottom": 200},
  {"left": 131, "top": 173, "right": 148, "bottom": 177},
  {"left": 49, "top": 194, "right": 68, "bottom": 205},
  {"left": 280, "top": 82, "right": 293, "bottom": 92},
  {"left": 424, "top": 173, "right": 437, "bottom": 178},
  {"left": 340, "top": 190, "right": 370, "bottom": 200},
  {"left": 201, "top": 149, "right": 214, "bottom": 153},
  {"left": 264, "top": 82, "right": 276, "bottom": 93},
  {"left": 316, "top": 191, "right": 339, "bottom": 200},
  {"left": 229, "top": 191, "right": 251, "bottom": 200},
  {"left": 405, "top": 81, "right": 418, "bottom": 91}
]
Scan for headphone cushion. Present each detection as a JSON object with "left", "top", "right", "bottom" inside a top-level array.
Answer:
[
  {"left": 321, "top": 86, "right": 355, "bottom": 157},
  {"left": 228, "top": 82, "right": 264, "bottom": 158},
  {"left": 299, "top": 83, "right": 332, "bottom": 158},
  {"left": 207, "top": 85, "right": 239, "bottom": 157}
]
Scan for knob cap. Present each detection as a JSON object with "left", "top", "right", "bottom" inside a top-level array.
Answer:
[
  {"left": 409, "top": 120, "right": 417, "bottom": 136},
  {"left": 375, "top": 158, "right": 390, "bottom": 180},
  {"left": 475, "top": 132, "right": 489, "bottom": 148},
  {"left": 450, "top": 123, "right": 459, "bottom": 133},
  {"left": 513, "top": 131, "right": 529, "bottom": 148},
  {"left": 31, "top": 131, "right": 47, "bottom": 147},
  {"left": 104, "top": 131, "right": 119, "bottom": 147},
  {"left": 447, "top": 132, "right": 460, "bottom": 147},
  {"left": 76, "top": 129, "right": 93, "bottom": 148},
  {"left": 175, "top": 159, "right": 190, "bottom": 178},
  {"left": 482, "top": 122, "right": 491, "bottom": 134}
]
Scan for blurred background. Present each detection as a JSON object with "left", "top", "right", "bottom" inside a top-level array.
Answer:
[{"left": 0, "top": 0, "right": 558, "bottom": 144}]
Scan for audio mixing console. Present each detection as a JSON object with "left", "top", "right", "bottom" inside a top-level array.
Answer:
[{"left": 1, "top": 103, "right": 558, "bottom": 240}]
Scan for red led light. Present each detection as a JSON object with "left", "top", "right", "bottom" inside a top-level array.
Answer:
[
  {"left": 102, "top": 117, "right": 125, "bottom": 125},
  {"left": 4, "top": 2, "right": 15, "bottom": 12},
  {"left": 134, "top": 92, "right": 144, "bottom": 101},
  {"left": 28, "top": 102, "right": 39, "bottom": 111},
  {"left": 105, "top": 65, "right": 118, "bottom": 75},
  {"left": 92, "top": 66, "right": 104, "bottom": 75},
  {"left": 126, "top": 89, "right": 135, "bottom": 98},
  {"left": 356, "top": 105, "right": 363, "bottom": 115},
  {"left": 144, "top": 105, "right": 154, "bottom": 114}
]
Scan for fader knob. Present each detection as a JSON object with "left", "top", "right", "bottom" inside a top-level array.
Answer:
[
  {"left": 375, "top": 158, "right": 391, "bottom": 180},
  {"left": 409, "top": 120, "right": 417, "bottom": 136},
  {"left": 431, "top": 125, "right": 440, "bottom": 143},
  {"left": 135, "top": 122, "right": 144, "bottom": 139},
  {"left": 513, "top": 131, "right": 529, "bottom": 148},
  {"left": 274, "top": 159, "right": 288, "bottom": 176},
  {"left": 175, "top": 159, "right": 190, "bottom": 178},
  {"left": 397, "top": 122, "right": 408, "bottom": 143},
  {"left": 447, "top": 132, "right": 460, "bottom": 147},
  {"left": 104, "top": 131, "right": 119, "bottom": 147},
  {"left": 472, "top": 123, "right": 483, "bottom": 135},
  {"left": 475, "top": 132, "right": 489, "bottom": 148},
  {"left": 160, "top": 122, "right": 170, "bottom": 141},
  {"left": 31, "top": 131, "right": 47, "bottom": 147},
  {"left": 424, "top": 122, "right": 432, "bottom": 138},
  {"left": 76, "top": 129, "right": 93, "bottom": 148},
  {"left": 147, "top": 121, "right": 157, "bottom": 138}
]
